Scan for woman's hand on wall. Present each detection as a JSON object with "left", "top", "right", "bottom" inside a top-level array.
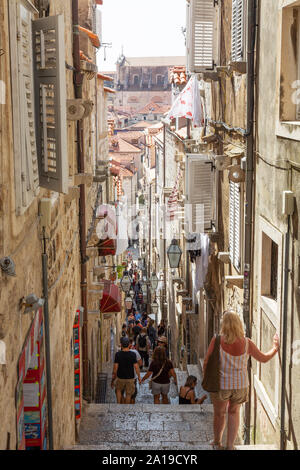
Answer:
[{"left": 273, "top": 333, "right": 280, "bottom": 351}]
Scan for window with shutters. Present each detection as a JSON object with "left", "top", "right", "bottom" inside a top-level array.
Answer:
[
  {"left": 32, "top": 15, "right": 68, "bottom": 194},
  {"left": 231, "top": 0, "right": 246, "bottom": 63},
  {"left": 185, "top": 154, "right": 217, "bottom": 232},
  {"left": 186, "top": 0, "right": 220, "bottom": 74},
  {"left": 9, "top": 2, "right": 68, "bottom": 214},
  {"left": 9, "top": 0, "right": 40, "bottom": 215},
  {"left": 229, "top": 181, "right": 242, "bottom": 271}
]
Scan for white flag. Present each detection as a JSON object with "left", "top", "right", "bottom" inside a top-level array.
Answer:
[{"left": 166, "top": 75, "right": 204, "bottom": 127}]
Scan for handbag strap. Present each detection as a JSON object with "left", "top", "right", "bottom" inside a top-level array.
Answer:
[{"left": 150, "top": 361, "right": 166, "bottom": 382}]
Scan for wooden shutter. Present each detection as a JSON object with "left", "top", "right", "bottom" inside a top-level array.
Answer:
[
  {"left": 229, "top": 181, "right": 241, "bottom": 270},
  {"left": 9, "top": 0, "right": 39, "bottom": 214},
  {"left": 187, "top": 0, "right": 219, "bottom": 73},
  {"left": 32, "top": 15, "right": 68, "bottom": 194},
  {"left": 186, "top": 154, "right": 216, "bottom": 232},
  {"left": 231, "top": 0, "right": 245, "bottom": 62}
]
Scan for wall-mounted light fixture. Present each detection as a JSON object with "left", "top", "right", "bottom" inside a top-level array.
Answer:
[
  {"left": 228, "top": 165, "right": 245, "bottom": 183},
  {"left": 21, "top": 294, "right": 45, "bottom": 314},
  {"left": 167, "top": 239, "right": 182, "bottom": 269},
  {"left": 0, "top": 257, "right": 16, "bottom": 277}
]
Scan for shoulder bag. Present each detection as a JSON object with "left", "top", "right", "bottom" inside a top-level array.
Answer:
[
  {"left": 149, "top": 361, "right": 166, "bottom": 390},
  {"left": 201, "top": 335, "right": 221, "bottom": 393}
]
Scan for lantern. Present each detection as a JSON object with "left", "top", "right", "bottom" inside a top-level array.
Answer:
[
  {"left": 149, "top": 272, "right": 159, "bottom": 291},
  {"left": 167, "top": 239, "right": 182, "bottom": 269},
  {"left": 120, "top": 274, "right": 131, "bottom": 293}
]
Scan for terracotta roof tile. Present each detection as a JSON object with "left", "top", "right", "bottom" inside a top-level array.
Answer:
[
  {"left": 109, "top": 136, "right": 142, "bottom": 154},
  {"left": 170, "top": 66, "right": 188, "bottom": 86},
  {"left": 78, "top": 26, "right": 100, "bottom": 48},
  {"left": 97, "top": 73, "right": 114, "bottom": 81}
]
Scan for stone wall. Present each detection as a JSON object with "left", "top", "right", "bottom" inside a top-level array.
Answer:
[{"left": 0, "top": 0, "right": 111, "bottom": 450}]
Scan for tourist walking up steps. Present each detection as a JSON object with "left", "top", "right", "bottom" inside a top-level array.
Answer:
[
  {"left": 141, "top": 346, "right": 177, "bottom": 404},
  {"left": 129, "top": 339, "right": 143, "bottom": 404},
  {"left": 136, "top": 327, "right": 150, "bottom": 369},
  {"left": 203, "top": 310, "right": 279, "bottom": 450},
  {"left": 179, "top": 375, "right": 207, "bottom": 405},
  {"left": 111, "top": 336, "right": 141, "bottom": 404}
]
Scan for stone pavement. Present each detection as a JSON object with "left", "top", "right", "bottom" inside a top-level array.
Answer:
[
  {"left": 68, "top": 361, "right": 277, "bottom": 451},
  {"left": 72, "top": 403, "right": 214, "bottom": 450}
]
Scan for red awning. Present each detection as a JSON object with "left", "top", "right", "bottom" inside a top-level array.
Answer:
[
  {"left": 100, "top": 280, "right": 121, "bottom": 313},
  {"left": 97, "top": 237, "right": 116, "bottom": 256},
  {"left": 96, "top": 204, "right": 117, "bottom": 255}
]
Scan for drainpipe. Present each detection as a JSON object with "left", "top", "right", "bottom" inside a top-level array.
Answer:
[
  {"left": 280, "top": 214, "right": 291, "bottom": 450},
  {"left": 243, "top": 0, "right": 256, "bottom": 445},
  {"left": 42, "top": 228, "right": 54, "bottom": 450},
  {"left": 72, "top": 0, "right": 89, "bottom": 400}
]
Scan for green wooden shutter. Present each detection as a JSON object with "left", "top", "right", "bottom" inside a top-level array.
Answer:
[
  {"left": 187, "top": 0, "right": 219, "bottom": 73},
  {"left": 9, "top": 0, "right": 39, "bottom": 214},
  {"left": 32, "top": 15, "right": 68, "bottom": 194},
  {"left": 186, "top": 154, "right": 216, "bottom": 232},
  {"left": 231, "top": 0, "right": 245, "bottom": 63}
]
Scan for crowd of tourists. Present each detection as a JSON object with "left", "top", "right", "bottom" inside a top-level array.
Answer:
[{"left": 111, "top": 264, "right": 280, "bottom": 449}]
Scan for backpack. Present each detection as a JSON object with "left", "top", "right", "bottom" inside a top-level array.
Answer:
[{"left": 138, "top": 335, "right": 147, "bottom": 348}]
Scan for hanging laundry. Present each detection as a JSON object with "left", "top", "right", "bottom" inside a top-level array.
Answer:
[
  {"left": 189, "top": 233, "right": 210, "bottom": 294},
  {"left": 166, "top": 74, "right": 204, "bottom": 128}
]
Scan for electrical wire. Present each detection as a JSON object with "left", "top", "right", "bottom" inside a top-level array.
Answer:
[{"left": 255, "top": 151, "right": 289, "bottom": 171}]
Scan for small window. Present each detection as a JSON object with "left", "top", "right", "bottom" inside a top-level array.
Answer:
[
  {"left": 261, "top": 233, "right": 278, "bottom": 301},
  {"left": 133, "top": 75, "right": 139, "bottom": 86},
  {"left": 156, "top": 75, "right": 163, "bottom": 86}
]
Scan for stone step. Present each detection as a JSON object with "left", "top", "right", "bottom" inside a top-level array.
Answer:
[
  {"left": 187, "top": 363, "right": 211, "bottom": 404},
  {"left": 174, "top": 368, "right": 188, "bottom": 394},
  {"left": 68, "top": 443, "right": 213, "bottom": 450},
  {"left": 235, "top": 444, "right": 278, "bottom": 451},
  {"left": 85, "top": 403, "right": 214, "bottom": 414}
]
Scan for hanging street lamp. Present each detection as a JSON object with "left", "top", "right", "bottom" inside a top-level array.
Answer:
[
  {"left": 129, "top": 289, "right": 135, "bottom": 299},
  {"left": 167, "top": 239, "right": 182, "bottom": 269},
  {"left": 120, "top": 274, "right": 131, "bottom": 293},
  {"left": 151, "top": 299, "right": 159, "bottom": 315},
  {"left": 149, "top": 272, "right": 159, "bottom": 291},
  {"left": 125, "top": 296, "right": 133, "bottom": 310},
  {"left": 141, "top": 283, "right": 147, "bottom": 295}
]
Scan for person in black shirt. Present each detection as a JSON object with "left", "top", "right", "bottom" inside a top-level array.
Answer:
[
  {"left": 111, "top": 336, "right": 141, "bottom": 403},
  {"left": 132, "top": 320, "right": 142, "bottom": 342}
]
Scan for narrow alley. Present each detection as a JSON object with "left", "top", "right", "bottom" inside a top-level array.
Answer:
[{"left": 1, "top": 0, "right": 300, "bottom": 457}]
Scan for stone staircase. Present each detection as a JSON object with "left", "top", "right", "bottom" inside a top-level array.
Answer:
[
  {"left": 67, "top": 363, "right": 277, "bottom": 451},
  {"left": 69, "top": 403, "right": 214, "bottom": 450}
]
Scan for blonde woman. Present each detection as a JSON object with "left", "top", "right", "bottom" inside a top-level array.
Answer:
[{"left": 203, "top": 311, "right": 279, "bottom": 450}]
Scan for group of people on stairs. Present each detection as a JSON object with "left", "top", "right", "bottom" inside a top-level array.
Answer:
[{"left": 111, "top": 308, "right": 279, "bottom": 451}]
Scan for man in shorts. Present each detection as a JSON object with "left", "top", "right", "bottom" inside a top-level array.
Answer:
[
  {"left": 129, "top": 339, "right": 143, "bottom": 404},
  {"left": 111, "top": 336, "right": 142, "bottom": 404}
]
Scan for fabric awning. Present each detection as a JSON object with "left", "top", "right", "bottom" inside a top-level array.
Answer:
[
  {"left": 100, "top": 280, "right": 121, "bottom": 313},
  {"left": 96, "top": 205, "right": 117, "bottom": 256}
]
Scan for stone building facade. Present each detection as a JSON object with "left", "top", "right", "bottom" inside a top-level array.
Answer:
[
  {"left": 179, "top": 0, "right": 300, "bottom": 450},
  {"left": 115, "top": 56, "right": 186, "bottom": 113},
  {"left": 0, "top": 0, "right": 125, "bottom": 450}
]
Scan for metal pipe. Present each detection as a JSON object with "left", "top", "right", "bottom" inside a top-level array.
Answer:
[
  {"left": 280, "top": 215, "right": 291, "bottom": 450},
  {"left": 243, "top": 0, "right": 256, "bottom": 445},
  {"left": 42, "top": 228, "right": 54, "bottom": 450},
  {"left": 72, "top": 0, "right": 89, "bottom": 400}
]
